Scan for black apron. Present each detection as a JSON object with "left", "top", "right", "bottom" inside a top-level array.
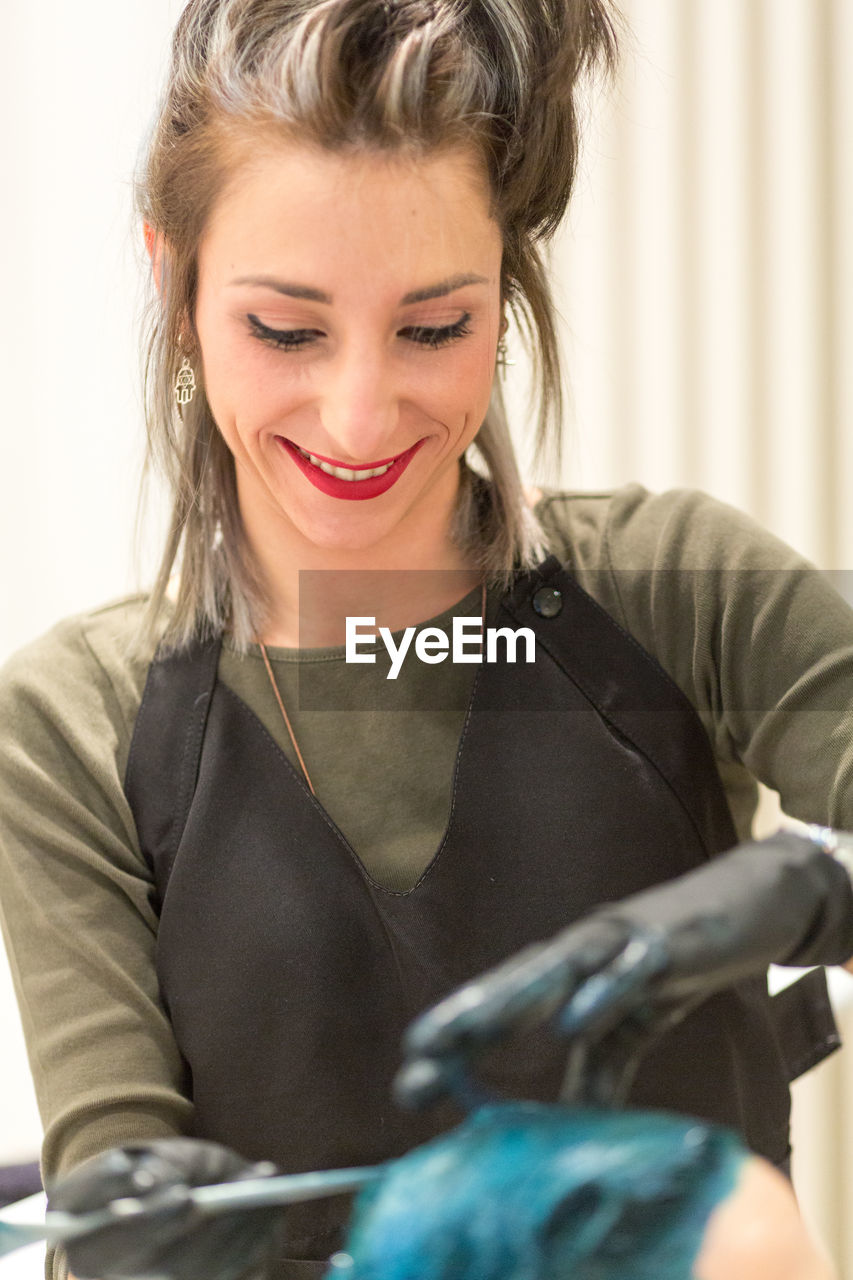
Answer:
[{"left": 125, "top": 557, "right": 840, "bottom": 1275}]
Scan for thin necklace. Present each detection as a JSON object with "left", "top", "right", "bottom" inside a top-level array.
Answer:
[
  {"left": 257, "top": 581, "right": 488, "bottom": 798},
  {"left": 258, "top": 640, "right": 317, "bottom": 795}
]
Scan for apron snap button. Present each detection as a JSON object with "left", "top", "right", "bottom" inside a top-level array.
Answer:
[{"left": 532, "top": 587, "right": 562, "bottom": 618}]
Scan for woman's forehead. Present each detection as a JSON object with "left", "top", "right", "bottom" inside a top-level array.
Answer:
[{"left": 198, "top": 138, "right": 501, "bottom": 295}]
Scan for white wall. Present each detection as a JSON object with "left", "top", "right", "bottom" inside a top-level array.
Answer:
[
  {"left": 0, "top": 2, "right": 186, "bottom": 658},
  {"left": 0, "top": 0, "right": 186, "bottom": 1170}
]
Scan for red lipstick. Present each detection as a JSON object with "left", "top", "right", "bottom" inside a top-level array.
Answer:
[{"left": 278, "top": 437, "right": 425, "bottom": 501}]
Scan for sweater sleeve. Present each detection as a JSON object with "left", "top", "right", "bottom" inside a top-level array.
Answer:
[
  {"left": 538, "top": 485, "right": 853, "bottom": 834},
  {"left": 0, "top": 601, "right": 193, "bottom": 1277}
]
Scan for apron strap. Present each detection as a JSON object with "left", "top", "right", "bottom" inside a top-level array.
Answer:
[
  {"left": 124, "top": 634, "right": 222, "bottom": 890},
  {"left": 769, "top": 966, "right": 842, "bottom": 1082},
  {"left": 503, "top": 557, "right": 739, "bottom": 857}
]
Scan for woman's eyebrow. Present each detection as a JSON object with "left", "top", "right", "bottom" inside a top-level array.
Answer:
[
  {"left": 227, "top": 273, "right": 488, "bottom": 305},
  {"left": 401, "top": 274, "right": 488, "bottom": 304}
]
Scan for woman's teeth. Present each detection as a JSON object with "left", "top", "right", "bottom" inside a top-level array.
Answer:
[{"left": 297, "top": 446, "right": 393, "bottom": 481}]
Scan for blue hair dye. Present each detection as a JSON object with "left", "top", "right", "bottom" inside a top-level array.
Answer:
[{"left": 328, "top": 1102, "right": 745, "bottom": 1280}]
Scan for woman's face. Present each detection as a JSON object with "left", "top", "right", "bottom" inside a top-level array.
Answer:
[{"left": 195, "top": 140, "right": 504, "bottom": 564}]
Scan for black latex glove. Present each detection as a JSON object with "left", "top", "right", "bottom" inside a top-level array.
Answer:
[
  {"left": 395, "top": 830, "right": 853, "bottom": 1109},
  {"left": 47, "top": 1138, "right": 282, "bottom": 1280}
]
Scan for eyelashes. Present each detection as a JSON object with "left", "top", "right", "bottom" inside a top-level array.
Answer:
[
  {"left": 400, "top": 315, "right": 473, "bottom": 349},
  {"left": 247, "top": 317, "right": 322, "bottom": 351},
  {"left": 247, "top": 313, "right": 473, "bottom": 352}
]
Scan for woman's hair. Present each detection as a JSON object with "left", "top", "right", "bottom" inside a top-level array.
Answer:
[{"left": 136, "top": 0, "right": 620, "bottom": 653}]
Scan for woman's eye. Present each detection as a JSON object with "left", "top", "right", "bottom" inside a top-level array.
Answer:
[
  {"left": 247, "top": 312, "right": 473, "bottom": 352},
  {"left": 248, "top": 315, "right": 323, "bottom": 350},
  {"left": 400, "top": 314, "right": 473, "bottom": 348}
]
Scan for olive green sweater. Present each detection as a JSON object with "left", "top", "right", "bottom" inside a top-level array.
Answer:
[{"left": 1, "top": 486, "right": 852, "bottom": 1278}]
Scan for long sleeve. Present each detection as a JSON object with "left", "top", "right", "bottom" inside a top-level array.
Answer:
[
  {"left": 0, "top": 599, "right": 194, "bottom": 1180},
  {"left": 538, "top": 485, "right": 853, "bottom": 834}
]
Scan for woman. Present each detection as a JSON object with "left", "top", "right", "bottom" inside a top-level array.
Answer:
[{"left": 0, "top": 0, "right": 851, "bottom": 1276}]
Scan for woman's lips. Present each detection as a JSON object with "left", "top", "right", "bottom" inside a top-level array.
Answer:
[{"left": 277, "top": 437, "right": 425, "bottom": 501}]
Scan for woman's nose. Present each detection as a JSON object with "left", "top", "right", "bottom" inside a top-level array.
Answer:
[{"left": 317, "top": 348, "right": 401, "bottom": 462}]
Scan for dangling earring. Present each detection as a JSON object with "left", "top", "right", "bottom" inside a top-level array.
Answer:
[
  {"left": 175, "top": 356, "right": 197, "bottom": 408},
  {"left": 496, "top": 338, "right": 515, "bottom": 371},
  {"left": 496, "top": 313, "right": 514, "bottom": 373}
]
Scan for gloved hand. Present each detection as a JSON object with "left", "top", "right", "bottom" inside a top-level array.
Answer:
[
  {"left": 47, "top": 1138, "right": 282, "bottom": 1280},
  {"left": 395, "top": 830, "right": 853, "bottom": 1109}
]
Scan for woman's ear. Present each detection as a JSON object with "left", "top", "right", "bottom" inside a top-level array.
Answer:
[{"left": 143, "top": 222, "right": 167, "bottom": 295}]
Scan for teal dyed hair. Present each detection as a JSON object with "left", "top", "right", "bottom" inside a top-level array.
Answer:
[{"left": 330, "top": 1102, "right": 746, "bottom": 1280}]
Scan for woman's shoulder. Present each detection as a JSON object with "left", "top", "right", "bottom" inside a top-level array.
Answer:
[
  {"left": 0, "top": 594, "right": 169, "bottom": 784},
  {"left": 0, "top": 593, "right": 162, "bottom": 696},
  {"left": 532, "top": 483, "right": 809, "bottom": 573}
]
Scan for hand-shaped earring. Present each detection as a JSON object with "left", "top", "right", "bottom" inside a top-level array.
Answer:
[{"left": 175, "top": 356, "right": 197, "bottom": 408}]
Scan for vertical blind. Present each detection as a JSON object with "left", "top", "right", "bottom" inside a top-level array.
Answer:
[{"left": 507, "top": 0, "right": 852, "bottom": 575}]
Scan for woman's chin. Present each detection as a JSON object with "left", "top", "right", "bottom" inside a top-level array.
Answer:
[
  {"left": 276, "top": 477, "right": 458, "bottom": 565},
  {"left": 284, "top": 503, "right": 410, "bottom": 562}
]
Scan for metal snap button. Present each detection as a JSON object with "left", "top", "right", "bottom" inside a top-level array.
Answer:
[{"left": 532, "top": 587, "right": 563, "bottom": 618}]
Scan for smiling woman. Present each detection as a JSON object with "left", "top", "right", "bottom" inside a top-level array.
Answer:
[
  {"left": 189, "top": 143, "right": 504, "bottom": 643},
  {"left": 0, "top": 2, "right": 852, "bottom": 1280},
  {"left": 135, "top": 0, "right": 578, "bottom": 654}
]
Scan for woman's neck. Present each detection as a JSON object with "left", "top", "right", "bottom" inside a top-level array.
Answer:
[
  {"left": 259, "top": 566, "right": 483, "bottom": 648},
  {"left": 242, "top": 481, "right": 481, "bottom": 649}
]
